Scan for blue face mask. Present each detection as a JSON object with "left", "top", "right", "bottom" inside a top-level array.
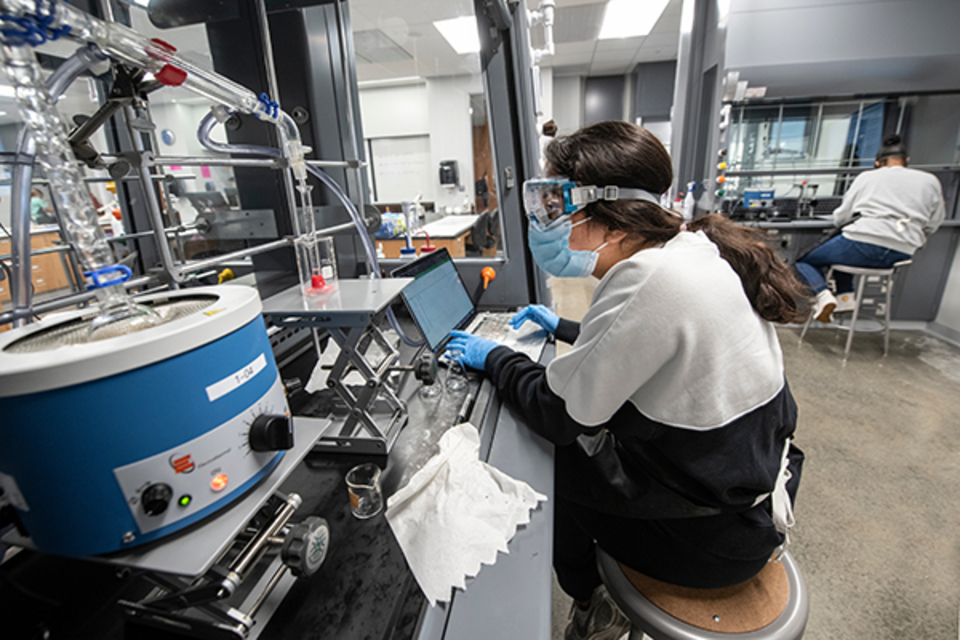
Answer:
[{"left": 528, "top": 218, "right": 608, "bottom": 278}]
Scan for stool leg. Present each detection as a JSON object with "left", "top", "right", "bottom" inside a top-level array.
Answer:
[
  {"left": 798, "top": 308, "right": 814, "bottom": 346},
  {"left": 800, "top": 267, "right": 833, "bottom": 346},
  {"left": 883, "top": 272, "right": 894, "bottom": 358},
  {"left": 843, "top": 273, "right": 867, "bottom": 363}
]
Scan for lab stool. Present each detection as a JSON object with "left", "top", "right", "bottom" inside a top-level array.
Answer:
[
  {"left": 596, "top": 549, "right": 808, "bottom": 640},
  {"left": 798, "top": 260, "right": 912, "bottom": 362}
]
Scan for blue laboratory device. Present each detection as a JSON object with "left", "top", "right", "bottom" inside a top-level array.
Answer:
[
  {"left": 0, "top": 286, "right": 292, "bottom": 558},
  {"left": 743, "top": 189, "right": 775, "bottom": 208}
]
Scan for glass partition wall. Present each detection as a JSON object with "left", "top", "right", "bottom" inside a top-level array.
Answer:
[
  {"left": 350, "top": 0, "right": 504, "bottom": 259},
  {"left": 722, "top": 93, "right": 960, "bottom": 219}
]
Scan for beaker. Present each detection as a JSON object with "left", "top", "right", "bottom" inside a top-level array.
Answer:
[
  {"left": 300, "top": 236, "right": 338, "bottom": 295},
  {"left": 345, "top": 463, "right": 383, "bottom": 519}
]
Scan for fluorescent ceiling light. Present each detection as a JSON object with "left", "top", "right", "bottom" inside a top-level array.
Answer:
[
  {"left": 0, "top": 112, "right": 8, "bottom": 117},
  {"left": 599, "top": 0, "right": 670, "bottom": 39},
  {"left": 433, "top": 16, "right": 481, "bottom": 54},
  {"left": 0, "top": 85, "right": 14, "bottom": 98},
  {"left": 131, "top": 0, "right": 150, "bottom": 7}
]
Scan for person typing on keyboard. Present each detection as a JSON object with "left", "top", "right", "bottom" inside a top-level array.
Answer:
[{"left": 446, "top": 120, "right": 808, "bottom": 640}]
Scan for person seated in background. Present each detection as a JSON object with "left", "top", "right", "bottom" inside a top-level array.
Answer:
[
  {"left": 29, "top": 188, "right": 55, "bottom": 225},
  {"left": 796, "top": 134, "right": 945, "bottom": 322},
  {"left": 447, "top": 121, "right": 806, "bottom": 640}
]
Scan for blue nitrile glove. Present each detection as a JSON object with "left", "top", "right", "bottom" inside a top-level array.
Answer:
[
  {"left": 446, "top": 330, "right": 500, "bottom": 371},
  {"left": 510, "top": 304, "right": 559, "bottom": 334}
]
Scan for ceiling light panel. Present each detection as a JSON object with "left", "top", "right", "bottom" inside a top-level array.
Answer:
[
  {"left": 553, "top": 3, "right": 607, "bottom": 44},
  {"left": 599, "top": 0, "right": 670, "bottom": 39},
  {"left": 433, "top": 16, "right": 480, "bottom": 54}
]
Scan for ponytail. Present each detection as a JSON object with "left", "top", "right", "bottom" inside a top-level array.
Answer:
[{"left": 688, "top": 214, "right": 811, "bottom": 324}]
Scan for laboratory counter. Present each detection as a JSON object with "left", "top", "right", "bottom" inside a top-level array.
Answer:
[{"left": 1, "top": 335, "right": 557, "bottom": 640}]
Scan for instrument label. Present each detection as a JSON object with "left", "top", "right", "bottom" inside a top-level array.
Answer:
[{"left": 205, "top": 353, "right": 267, "bottom": 402}]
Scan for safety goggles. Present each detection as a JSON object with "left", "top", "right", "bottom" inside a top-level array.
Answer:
[{"left": 522, "top": 177, "right": 661, "bottom": 228}]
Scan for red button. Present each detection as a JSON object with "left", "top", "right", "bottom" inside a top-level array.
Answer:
[{"left": 210, "top": 474, "right": 228, "bottom": 492}]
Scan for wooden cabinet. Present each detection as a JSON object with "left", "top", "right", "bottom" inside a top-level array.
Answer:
[{"left": 0, "top": 230, "right": 74, "bottom": 305}]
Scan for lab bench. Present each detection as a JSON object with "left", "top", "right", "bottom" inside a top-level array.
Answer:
[{"left": 1, "top": 324, "right": 557, "bottom": 640}]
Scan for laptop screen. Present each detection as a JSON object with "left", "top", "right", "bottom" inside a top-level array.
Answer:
[{"left": 391, "top": 248, "right": 475, "bottom": 351}]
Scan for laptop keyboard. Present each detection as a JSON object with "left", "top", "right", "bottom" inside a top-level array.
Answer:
[
  {"left": 466, "top": 312, "right": 549, "bottom": 361},
  {"left": 471, "top": 313, "right": 512, "bottom": 342}
]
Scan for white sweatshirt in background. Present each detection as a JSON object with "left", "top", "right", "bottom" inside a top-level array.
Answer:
[{"left": 833, "top": 166, "right": 945, "bottom": 255}]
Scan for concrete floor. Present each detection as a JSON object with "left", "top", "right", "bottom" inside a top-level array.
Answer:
[{"left": 547, "top": 277, "right": 960, "bottom": 639}]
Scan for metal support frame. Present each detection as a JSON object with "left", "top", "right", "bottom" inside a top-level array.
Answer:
[
  {"left": 269, "top": 317, "right": 408, "bottom": 455},
  {"left": 1, "top": 2, "right": 374, "bottom": 327},
  {"left": 327, "top": 322, "right": 405, "bottom": 438},
  {"left": 262, "top": 278, "right": 413, "bottom": 455},
  {"left": 118, "top": 492, "right": 302, "bottom": 640}
]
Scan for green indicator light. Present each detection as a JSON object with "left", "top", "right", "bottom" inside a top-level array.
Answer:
[{"left": 178, "top": 495, "right": 192, "bottom": 507}]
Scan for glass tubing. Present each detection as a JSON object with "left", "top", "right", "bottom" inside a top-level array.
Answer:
[{"left": 0, "top": 0, "right": 323, "bottom": 304}]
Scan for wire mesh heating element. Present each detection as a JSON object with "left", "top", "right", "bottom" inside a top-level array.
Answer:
[{"left": 4, "top": 295, "right": 217, "bottom": 354}]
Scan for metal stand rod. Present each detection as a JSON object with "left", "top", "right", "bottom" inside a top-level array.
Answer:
[
  {"left": 0, "top": 275, "right": 156, "bottom": 326},
  {"left": 246, "top": 564, "right": 289, "bottom": 620},
  {"left": 230, "top": 493, "right": 301, "bottom": 578},
  {"left": 152, "top": 156, "right": 281, "bottom": 168},
  {"left": 122, "top": 104, "right": 182, "bottom": 286}
]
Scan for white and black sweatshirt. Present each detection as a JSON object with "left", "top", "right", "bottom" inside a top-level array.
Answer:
[{"left": 485, "top": 231, "right": 802, "bottom": 521}]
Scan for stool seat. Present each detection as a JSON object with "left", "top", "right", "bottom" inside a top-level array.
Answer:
[
  {"left": 597, "top": 549, "right": 808, "bottom": 640},
  {"left": 828, "top": 259, "right": 912, "bottom": 277}
]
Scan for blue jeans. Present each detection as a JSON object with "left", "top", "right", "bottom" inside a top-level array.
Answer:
[{"left": 795, "top": 235, "right": 911, "bottom": 294}]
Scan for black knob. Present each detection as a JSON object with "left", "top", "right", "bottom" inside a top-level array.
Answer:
[
  {"left": 415, "top": 352, "right": 438, "bottom": 386},
  {"left": 142, "top": 483, "right": 173, "bottom": 517},
  {"left": 249, "top": 414, "right": 294, "bottom": 452}
]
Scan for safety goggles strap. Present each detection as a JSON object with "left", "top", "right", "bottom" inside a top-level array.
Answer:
[{"left": 568, "top": 185, "right": 660, "bottom": 209}]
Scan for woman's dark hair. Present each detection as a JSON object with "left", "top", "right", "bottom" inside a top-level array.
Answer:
[
  {"left": 687, "top": 215, "right": 809, "bottom": 324},
  {"left": 876, "top": 133, "right": 908, "bottom": 166},
  {"left": 545, "top": 120, "right": 810, "bottom": 324}
]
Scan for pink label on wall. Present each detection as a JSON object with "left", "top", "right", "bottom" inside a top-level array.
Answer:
[
  {"left": 200, "top": 166, "right": 212, "bottom": 178},
  {"left": 169, "top": 165, "right": 182, "bottom": 171}
]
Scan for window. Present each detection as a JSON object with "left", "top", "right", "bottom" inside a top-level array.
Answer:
[{"left": 351, "top": 0, "right": 503, "bottom": 259}]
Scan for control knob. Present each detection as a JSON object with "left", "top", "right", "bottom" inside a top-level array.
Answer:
[
  {"left": 142, "top": 483, "right": 173, "bottom": 517},
  {"left": 281, "top": 516, "right": 330, "bottom": 577},
  {"left": 249, "top": 414, "right": 294, "bottom": 452}
]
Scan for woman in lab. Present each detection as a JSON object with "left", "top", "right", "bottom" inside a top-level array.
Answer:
[
  {"left": 446, "top": 121, "right": 806, "bottom": 640},
  {"left": 796, "top": 134, "right": 945, "bottom": 322},
  {"left": 29, "top": 188, "right": 55, "bottom": 225}
]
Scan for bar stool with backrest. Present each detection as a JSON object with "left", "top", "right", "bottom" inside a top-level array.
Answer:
[
  {"left": 798, "top": 260, "right": 912, "bottom": 362},
  {"left": 596, "top": 548, "right": 809, "bottom": 640}
]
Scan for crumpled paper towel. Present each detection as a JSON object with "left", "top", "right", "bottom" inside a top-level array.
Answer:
[{"left": 385, "top": 422, "right": 547, "bottom": 606}]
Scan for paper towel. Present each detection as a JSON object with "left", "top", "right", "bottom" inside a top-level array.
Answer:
[{"left": 385, "top": 422, "right": 547, "bottom": 606}]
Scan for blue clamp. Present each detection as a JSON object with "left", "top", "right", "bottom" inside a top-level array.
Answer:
[
  {"left": 84, "top": 264, "right": 132, "bottom": 290},
  {"left": 0, "top": 0, "right": 72, "bottom": 47},
  {"left": 258, "top": 92, "right": 279, "bottom": 120}
]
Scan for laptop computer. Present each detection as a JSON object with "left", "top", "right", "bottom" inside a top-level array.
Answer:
[{"left": 390, "top": 248, "right": 548, "bottom": 361}]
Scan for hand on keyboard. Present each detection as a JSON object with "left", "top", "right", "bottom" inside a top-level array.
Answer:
[
  {"left": 446, "top": 330, "right": 500, "bottom": 371},
  {"left": 510, "top": 305, "right": 559, "bottom": 334}
]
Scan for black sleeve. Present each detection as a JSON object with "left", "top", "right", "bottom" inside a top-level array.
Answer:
[
  {"left": 554, "top": 318, "right": 580, "bottom": 344},
  {"left": 484, "top": 346, "right": 592, "bottom": 446}
]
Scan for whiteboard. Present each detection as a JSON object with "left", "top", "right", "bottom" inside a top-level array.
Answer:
[{"left": 369, "top": 135, "right": 434, "bottom": 203}]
